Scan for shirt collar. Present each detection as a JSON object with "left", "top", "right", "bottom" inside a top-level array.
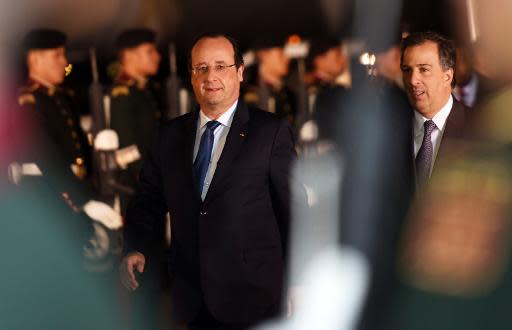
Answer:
[
  {"left": 199, "top": 100, "right": 238, "bottom": 129},
  {"left": 414, "top": 94, "right": 453, "bottom": 136},
  {"left": 29, "top": 75, "right": 56, "bottom": 90}
]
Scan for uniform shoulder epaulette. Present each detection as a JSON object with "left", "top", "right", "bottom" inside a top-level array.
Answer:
[
  {"left": 111, "top": 85, "right": 130, "bottom": 97},
  {"left": 18, "top": 83, "right": 39, "bottom": 94},
  {"left": 18, "top": 92, "right": 36, "bottom": 106},
  {"left": 244, "top": 91, "right": 259, "bottom": 104}
]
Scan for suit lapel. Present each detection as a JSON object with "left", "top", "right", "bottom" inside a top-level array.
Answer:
[
  {"left": 431, "top": 99, "right": 467, "bottom": 177},
  {"left": 182, "top": 109, "right": 201, "bottom": 201},
  {"left": 442, "top": 100, "right": 466, "bottom": 140},
  {"left": 203, "top": 101, "right": 249, "bottom": 204}
]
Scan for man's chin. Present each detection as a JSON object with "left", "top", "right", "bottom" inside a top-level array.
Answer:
[
  {"left": 202, "top": 94, "right": 223, "bottom": 104},
  {"left": 204, "top": 98, "right": 222, "bottom": 106}
]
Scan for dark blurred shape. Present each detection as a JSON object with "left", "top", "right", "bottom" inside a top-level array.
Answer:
[
  {"left": 308, "top": 65, "right": 413, "bottom": 329},
  {"left": 22, "top": 28, "right": 66, "bottom": 52},
  {"left": 382, "top": 145, "right": 512, "bottom": 330},
  {"left": 453, "top": 43, "right": 496, "bottom": 109},
  {"left": 89, "top": 47, "right": 106, "bottom": 134},
  {"left": 304, "top": 37, "right": 348, "bottom": 142},
  {"left": 306, "top": 37, "right": 344, "bottom": 72},
  {"left": 165, "top": 42, "right": 181, "bottom": 120},
  {"left": 251, "top": 36, "right": 287, "bottom": 52},
  {"left": 374, "top": 43, "right": 403, "bottom": 89},
  {"left": 335, "top": 72, "right": 414, "bottom": 330},
  {"left": 401, "top": 158, "right": 511, "bottom": 296},
  {"left": 115, "top": 28, "right": 157, "bottom": 51}
]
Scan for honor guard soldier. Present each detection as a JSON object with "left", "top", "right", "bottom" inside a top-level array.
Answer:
[
  {"left": 304, "top": 37, "right": 348, "bottom": 141},
  {"left": 109, "top": 30, "right": 167, "bottom": 323},
  {"left": 18, "top": 28, "right": 90, "bottom": 180},
  {"left": 304, "top": 37, "right": 347, "bottom": 103},
  {"left": 242, "top": 37, "right": 297, "bottom": 125},
  {"left": 108, "top": 28, "right": 163, "bottom": 212},
  {"left": 13, "top": 29, "right": 122, "bottom": 272}
]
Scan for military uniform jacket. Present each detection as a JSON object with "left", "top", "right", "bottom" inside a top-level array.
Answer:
[
  {"left": 18, "top": 81, "right": 89, "bottom": 179},
  {"left": 109, "top": 75, "right": 163, "bottom": 187},
  {"left": 242, "top": 65, "right": 296, "bottom": 126}
]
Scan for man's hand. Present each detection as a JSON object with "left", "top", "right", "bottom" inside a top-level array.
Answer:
[{"left": 119, "top": 252, "right": 145, "bottom": 291}]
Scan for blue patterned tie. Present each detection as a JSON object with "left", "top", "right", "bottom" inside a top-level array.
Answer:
[
  {"left": 416, "top": 120, "right": 437, "bottom": 186},
  {"left": 194, "top": 120, "right": 221, "bottom": 196}
]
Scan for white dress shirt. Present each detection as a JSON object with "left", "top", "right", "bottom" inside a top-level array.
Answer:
[
  {"left": 194, "top": 100, "right": 238, "bottom": 200},
  {"left": 413, "top": 95, "right": 453, "bottom": 177}
]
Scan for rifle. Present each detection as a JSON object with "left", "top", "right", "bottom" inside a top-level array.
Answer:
[
  {"left": 89, "top": 48, "right": 136, "bottom": 199},
  {"left": 89, "top": 48, "right": 106, "bottom": 134},
  {"left": 164, "top": 43, "right": 182, "bottom": 120}
]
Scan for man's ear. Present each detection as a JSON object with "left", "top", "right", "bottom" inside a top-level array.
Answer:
[
  {"left": 238, "top": 64, "right": 244, "bottom": 82},
  {"left": 445, "top": 68, "right": 454, "bottom": 85}
]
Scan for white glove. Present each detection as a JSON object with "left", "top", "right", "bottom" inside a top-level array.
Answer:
[
  {"left": 115, "top": 145, "right": 141, "bottom": 169},
  {"left": 94, "top": 129, "right": 119, "bottom": 151},
  {"left": 83, "top": 200, "right": 123, "bottom": 230},
  {"left": 7, "top": 162, "right": 43, "bottom": 185}
]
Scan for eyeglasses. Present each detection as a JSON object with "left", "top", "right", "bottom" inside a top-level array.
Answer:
[{"left": 191, "top": 63, "right": 236, "bottom": 76}]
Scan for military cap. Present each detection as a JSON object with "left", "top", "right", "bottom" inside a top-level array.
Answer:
[
  {"left": 251, "top": 36, "right": 285, "bottom": 51},
  {"left": 22, "top": 29, "right": 67, "bottom": 51},
  {"left": 307, "top": 37, "right": 342, "bottom": 60},
  {"left": 115, "top": 28, "right": 156, "bottom": 50}
]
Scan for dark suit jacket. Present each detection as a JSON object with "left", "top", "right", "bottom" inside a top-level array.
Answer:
[
  {"left": 412, "top": 98, "right": 468, "bottom": 183},
  {"left": 125, "top": 100, "right": 295, "bottom": 324}
]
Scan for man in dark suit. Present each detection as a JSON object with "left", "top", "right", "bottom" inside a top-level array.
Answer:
[
  {"left": 380, "top": 31, "right": 512, "bottom": 330},
  {"left": 453, "top": 43, "right": 497, "bottom": 109},
  {"left": 119, "top": 33, "right": 296, "bottom": 329},
  {"left": 400, "top": 31, "right": 467, "bottom": 187}
]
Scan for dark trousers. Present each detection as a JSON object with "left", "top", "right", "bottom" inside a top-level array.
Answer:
[{"left": 188, "top": 302, "right": 262, "bottom": 330}]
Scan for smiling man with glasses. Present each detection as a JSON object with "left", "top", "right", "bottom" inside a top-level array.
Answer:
[{"left": 120, "top": 33, "right": 297, "bottom": 329}]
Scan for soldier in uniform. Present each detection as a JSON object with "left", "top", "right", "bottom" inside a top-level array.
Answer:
[
  {"left": 18, "top": 29, "right": 90, "bottom": 180},
  {"left": 304, "top": 37, "right": 347, "bottom": 93},
  {"left": 109, "top": 28, "right": 168, "bottom": 328},
  {"left": 14, "top": 29, "right": 122, "bottom": 274},
  {"left": 108, "top": 28, "right": 163, "bottom": 212},
  {"left": 242, "top": 38, "right": 297, "bottom": 126},
  {"left": 304, "top": 37, "right": 349, "bottom": 141}
]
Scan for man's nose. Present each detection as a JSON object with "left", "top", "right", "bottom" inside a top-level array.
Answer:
[
  {"left": 409, "top": 70, "right": 421, "bottom": 86},
  {"left": 205, "top": 68, "right": 218, "bottom": 81}
]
